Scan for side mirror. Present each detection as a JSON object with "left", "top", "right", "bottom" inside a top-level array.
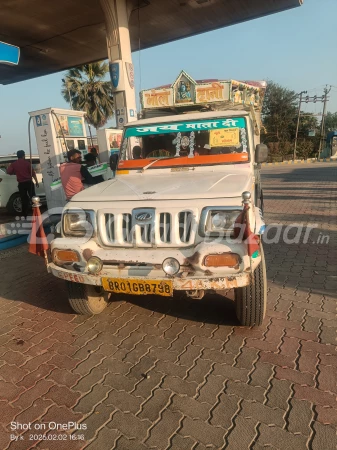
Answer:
[{"left": 255, "top": 144, "right": 268, "bottom": 163}]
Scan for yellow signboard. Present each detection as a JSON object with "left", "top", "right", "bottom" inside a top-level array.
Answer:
[{"left": 209, "top": 128, "right": 240, "bottom": 147}]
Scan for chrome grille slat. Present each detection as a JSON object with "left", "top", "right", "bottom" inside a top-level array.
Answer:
[
  {"left": 122, "top": 213, "right": 132, "bottom": 243},
  {"left": 105, "top": 213, "right": 115, "bottom": 242},
  {"left": 179, "top": 211, "right": 192, "bottom": 243},
  {"left": 160, "top": 212, "right": 171, "bottom": 243}
]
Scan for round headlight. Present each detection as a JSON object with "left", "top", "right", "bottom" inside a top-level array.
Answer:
[
  {"left": 86, "top": 256, "right": 103, "bottom": 274},
  {"left": 211, "top": 212, "right": 231, "bottom": 229},
  {"left": 162, "top": 258, "right": 180, "bottom": 276}
]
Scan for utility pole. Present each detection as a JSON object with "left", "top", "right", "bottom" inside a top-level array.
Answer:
[
  {"left": 318, "top": 85, "right": 331, "bottom": 158},
  {"left": 294, "top": 90, "right": 307, "bottom": 160}
]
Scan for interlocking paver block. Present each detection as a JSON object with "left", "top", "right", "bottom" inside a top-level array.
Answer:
[
  {"left": 180, "top": 416, "right": 225, "bottom": 448},
  {"left": 196, "top": 374, "right": 225, "bottom": 405},
  {"left": 139, "top": 388, "right": 171, "bottom": 421},
  {"left": 107, "top": 411, "right": 151, "bottom": 441},
  {"left": 294, "top": 385, "right": 337, "bottom": 408},
  {"left": 226, "top": 380, "right": 265, "bottom": 403},
  {"left": 146, "top": 408, "right": 183, "bottom": 449},
  {"left": 249, "top": 362, "right": 274, "bottom": 388},
  {"left": 44, "top": 384, "right": 81, "bottom": 408},
  {"left": 12, "top": 379, "right": 53, "bottom": 408},
  {"left": 171, "top": 394, "right": 210, "bottom": 420},
  {"left": 287, "top": 398, "right": 313, "bottom": 435},
  {"left": 225, "top": 415, "right": 257, "bottom": 450},
  {"left": 312, "top": 422, "right": 337, "bottom": 450},
  {"left": 83, "top": 403, "right": 115, "bottom": 441},
  {"left": 213, "top": 363, "right": 249, "bottom": 382},
  {"left": 241, "top": 399, "right": 285, "bottom": 427},
  {"left": 132, "top": 369, "right": 164, "bottom": 400},
  {"left": 170, "top": 434, "right": 197, "bottom": 450},
  {"left": 257, "top": 422, "right": 308, "bottom": 449},
  {"left": 112, "top": 435, "right": 149, "bottom": 450},
  {"left": 265, "top": 379, "right": 292, "bottom": 410},
  {"left": 210, "top": 393, "right": 240, "bottom": 428},
  {"left": 104, "top": 389, "right": 142, "bottom": 414},
  {"left": 275, "top": 366, "right": 315, "bottom": 386},
  {"left": 74, "top": 383, "right": 111, "bottom": 414}
]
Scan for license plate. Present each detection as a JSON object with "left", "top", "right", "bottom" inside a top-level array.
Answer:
[{"left": 102, "top": 277, "right": 173, "bottom": 297}]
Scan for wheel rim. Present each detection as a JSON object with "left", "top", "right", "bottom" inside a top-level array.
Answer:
[{"left": 13, "top": 197, "right": 22, "bottom": 213}]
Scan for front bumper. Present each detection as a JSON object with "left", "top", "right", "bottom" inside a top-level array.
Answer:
[{"left": 48, "top": 263, "right": 251, "bottom": 291}]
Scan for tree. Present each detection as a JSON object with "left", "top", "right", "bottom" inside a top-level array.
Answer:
[
  {"left": 324, "top": 112, "right": 337, "bottom": 133},
  {"left": 298, "top": 113, "right": 319, "bottom": 138},
  {"left": 61, "top": 62, "right": 114, "bottom": 129},
  {"left": 261, "top": 81, "right": 298, "bottom": 144},
  {"left": 297, "top": 139, "right": 314, "bottom": 160}
]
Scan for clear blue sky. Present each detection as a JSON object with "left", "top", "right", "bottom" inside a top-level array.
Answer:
[{"left": 0, "top": 0, "right": 336, "bottom": 155}]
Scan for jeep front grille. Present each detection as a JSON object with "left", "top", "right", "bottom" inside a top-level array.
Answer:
[{"left": 100, "top": 208, "right": 197, "bottom": 248}]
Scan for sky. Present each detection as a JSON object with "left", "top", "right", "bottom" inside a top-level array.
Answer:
[{"left": 0, "top": 0, "right": 336, "bottom": 155}]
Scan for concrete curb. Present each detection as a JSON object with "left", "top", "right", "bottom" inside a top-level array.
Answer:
[{"left": 263, "top": 158, "right": 337, "bottom": 166}]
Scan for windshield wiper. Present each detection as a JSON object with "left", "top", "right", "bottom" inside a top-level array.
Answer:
[{"left": 141, "top": 156, "right": 181, "bottom": 172}]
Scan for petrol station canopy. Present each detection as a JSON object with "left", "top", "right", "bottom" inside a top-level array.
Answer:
[{"left": 0, "top": 0, "right": 302, "bottom": 85}]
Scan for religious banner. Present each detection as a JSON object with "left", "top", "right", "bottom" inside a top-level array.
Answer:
[
  {"left": 125, "top": 118, "right": 246, "bottom": 137},
  {"left": 140, "top": 71, "right": 265, "bottom": 110},
  {"left": 142, "top": 89, "right": 174, "bottom": 108},
  {"left": 209, "top": 128, "right": 240, "bottom": 147},
  {"left": 195, "top": 82, "right": 229, "bottom": 103}
]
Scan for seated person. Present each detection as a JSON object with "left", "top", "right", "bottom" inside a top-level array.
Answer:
[
  {"left": 84, "top": 153, "right": 104, "bottom": 184},
  {"left": 132, "top": 145, "right": 142, "bottom": 159}
]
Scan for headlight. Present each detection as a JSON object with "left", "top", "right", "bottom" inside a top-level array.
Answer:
[
  {"left": 86, "top": 256, "right": 103, "bottom": 274},
  {"left": 199, "top": 207, "right": 242, "bottom": 236},
  {"left": 62, "top": 210, "right": 96, "bottom": 237},
  {"left": 162, "top": 258, "right": 180, "bottom": 276},
  {"left": 207, "top": 211, "right": 240, "bottom": 231}
]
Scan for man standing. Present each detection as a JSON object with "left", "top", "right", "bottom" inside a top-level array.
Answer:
[
  {"left": 60, "top": 149, "right": 96, "bottom": 201},
  {"left": 7, "top": 150, "right": 39, "bottom": 218}
]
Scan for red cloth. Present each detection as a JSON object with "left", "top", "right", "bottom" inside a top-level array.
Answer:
[
  {"left": 234, "top": 203, "right": 259, "bottom": 257},
  {"left": 60, "top": 162, "right": 84, "bottom": 200},
  {"left": 29, "top": 206, "right": 49, "bottom": 257},
  {"left": 7, "top": 159, "right": 36, "bottom": 183}
]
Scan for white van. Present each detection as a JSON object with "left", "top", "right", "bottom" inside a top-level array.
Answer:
[{"left": 0, "top": 155, "right": 46, "bottom": 214}]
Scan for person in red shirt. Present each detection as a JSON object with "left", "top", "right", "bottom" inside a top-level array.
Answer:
[
  {"left": 7, "top": 150, "right": 39, "bottom": 218},
  {"left": 60, "top": 149, "right": 96, "bottom": 201}
]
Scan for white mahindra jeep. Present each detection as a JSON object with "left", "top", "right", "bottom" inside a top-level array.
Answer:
[{"left": 48, "top": 110, "right": 268, "bottom": 326}]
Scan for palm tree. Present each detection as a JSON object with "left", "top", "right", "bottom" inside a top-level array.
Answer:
[{"left": 61, "top": 62, "right": 114, "bottom": 129}]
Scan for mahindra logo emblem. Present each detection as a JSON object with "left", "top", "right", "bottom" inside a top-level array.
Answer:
[{"left": 135, "top": 212, "right": 152, "bottom": 222}]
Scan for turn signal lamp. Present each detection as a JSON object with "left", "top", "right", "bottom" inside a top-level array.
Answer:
[
  {"left": 204, "top": 253, "right": 240, "bottom": 268},
  {"left": 52, "top": 249, "right": 80, "bottom": 265}
]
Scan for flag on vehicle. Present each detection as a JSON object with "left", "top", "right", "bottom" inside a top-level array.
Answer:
[
  {"left": 28, "top": 198, "right": 49, "bottom": 261},
  {"left": 234, "top": 203, "right": 259, "bottom": 258}
]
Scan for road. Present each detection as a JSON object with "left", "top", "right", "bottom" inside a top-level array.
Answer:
[{"left": 0, "top": 163, "right": 336, "bottom": 450}]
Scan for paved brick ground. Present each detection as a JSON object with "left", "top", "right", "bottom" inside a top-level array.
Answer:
[{"left": 0, "top": 163, "right": 336, "bottom": 450}]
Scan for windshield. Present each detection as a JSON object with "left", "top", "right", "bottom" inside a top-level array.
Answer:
[{"left": 119, "top": 117, "right": 249, "bottom": 169}]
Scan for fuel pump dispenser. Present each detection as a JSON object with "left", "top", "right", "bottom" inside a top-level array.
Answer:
[{"left": 29, "top": 108, "right": 90, "bottom": 210}]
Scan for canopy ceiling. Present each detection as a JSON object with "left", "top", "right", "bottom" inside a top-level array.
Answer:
[{"left": 0, "top": 0, "right": 302, "bottom": 85}]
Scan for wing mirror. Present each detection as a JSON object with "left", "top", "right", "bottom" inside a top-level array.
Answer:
[{"left": 255, "top": 144, "right": 268, "bottom": 163}]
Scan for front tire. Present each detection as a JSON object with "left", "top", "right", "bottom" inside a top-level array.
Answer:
[
  {"left": 66, "top": 282, "right": 110, "bottom": 315},
  {"left": 235, "top": 244, "right": 267, "bottom": 326}
]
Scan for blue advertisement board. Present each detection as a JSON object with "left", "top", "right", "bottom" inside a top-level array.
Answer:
[{"left": 67, "top": 116, "right": 84, "bottom": 137}]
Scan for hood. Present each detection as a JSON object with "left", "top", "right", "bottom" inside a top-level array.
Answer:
[{"left": 73, "top": 168, "right": 252, "bottom": 202}]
